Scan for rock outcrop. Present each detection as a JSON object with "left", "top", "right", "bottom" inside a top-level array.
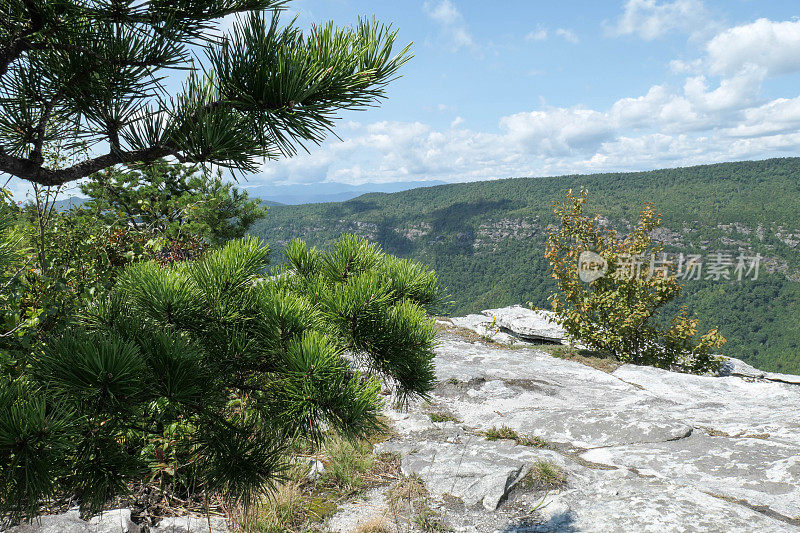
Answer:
[
  {"left": 449, "top": 305, "right": 569, "bottom": 345},
  {"left": 334, "top": 306, "right": 800, "bottom": 532}
]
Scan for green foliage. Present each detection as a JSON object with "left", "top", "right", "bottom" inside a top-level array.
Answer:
[
  {"left": 428, "top": 412, "right": 460, "bottom": 423},
  {"left": 282, "top": 234, "right": 441, "bottom": 401},
  {"left": 80, "top": 160, "right": 268, "bottom": 246},
  {"left": 0, "top": 0, "right": 411, "bottom": 186},
  {"left": 519, "top": 461, "right": 566, "bottom": 490},
  {"left": 0, "top": 189, "right": 28, "bottom": 332},
  {"left": 0, "top": 189, "right": 38, "bottom": 380},
  {"left": 247, "top": 157, "right": 800, "bottom": 375},
  {"left": 0, "top": 235, "right": 440, "bottom": 521},
  {"left": 6, "top": 203, "right": 171, "bottom": 362},
  {"left": 4, "top": 159, "right": 260, "bottom": 383},
  {"left": 545, "top": 189, "right": 725, "bottom": 373},
  {"left": 0, "top": 383, "right": 77, "bottom": 523}
]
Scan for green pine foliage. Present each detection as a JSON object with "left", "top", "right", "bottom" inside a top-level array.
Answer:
[
  {"left": 0, "top": 235, "right": 440, "bottom": 522},
  {"left": 0, "top": 0, "right": 411, "bottom": 187}
]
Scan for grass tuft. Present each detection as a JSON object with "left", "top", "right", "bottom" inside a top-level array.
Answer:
[
  {"left": 519, "top": 460, "right": 567, "bottom": 491},
  {"left": 480, "top": 426, "right": 548, "bottom": 447},
  {"left": 353, "top": 516, "right": 393, "bottom": 533},
  {"left": 428, "top": 412, "right": 460, "bottom": 423},
  {"left": 387, "top": 475, "right": 449, "bottom": 532},
  {"left": 538, "top": 344, "right": 620, "bottom": 373}
]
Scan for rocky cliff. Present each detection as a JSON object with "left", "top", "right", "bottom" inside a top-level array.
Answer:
[{"left": 331, "top": 306, "right": 800, "bottom": 532}]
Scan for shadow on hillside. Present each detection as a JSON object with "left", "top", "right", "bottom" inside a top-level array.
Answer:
[
  {"left": 503, "top": 510, "right": 578, "bottom": 532},
  {"left": 319, "top": 199, "right": 379, "bottom": 219},
  {"left": 340, "top": 199, "right": 379, "bottom": 214},
  {"left": 428, "top": 199, "right": 516, "bottom": 232}
]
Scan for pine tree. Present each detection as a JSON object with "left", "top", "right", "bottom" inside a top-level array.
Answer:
[
  {"left": 0, "top": 0, "right": 410, "bottom": 186},
  {"left": 0, "top": 235, "right": 441, "bottom": 522}
]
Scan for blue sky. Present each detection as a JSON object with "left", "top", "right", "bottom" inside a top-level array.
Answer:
[
  {"left": 9, "top": 0, "right": 800, "bottom": 198},
  {"left": 244, "top": 0, "right": 800, "bottom": 187}
]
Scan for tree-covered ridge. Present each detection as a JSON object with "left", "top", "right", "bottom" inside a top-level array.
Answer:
[{"left": 248, "top": 157, "right": 800, "bottom": 375}]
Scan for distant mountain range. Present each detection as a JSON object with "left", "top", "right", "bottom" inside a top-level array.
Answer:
[
  {"left": 248, "top": 158, "right": 800, "bottom": 375},
  {"left": 244, "top": 180, "right": 448, "bottom": 205},
  {"left": 51, "top": 180, "right": 448, "bottom": 210},
  {"left": 53, "top": 196, "right": 88, "bottom": 211}
]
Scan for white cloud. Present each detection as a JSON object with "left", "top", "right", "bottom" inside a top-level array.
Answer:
[
  {"left": 556, "top": 28, "right": 579, "bottom": 44},
  {"left": 14, "top": 13, "right": 797, "bottom": 199},
  {"left": 683, "top": 65, "right": 764, "bottom": 113},
  {"left": 525, "top": 26, "right": 548, "bottom": 42},
  {"left": 501, "top": 108, "right": 612, "bottom": 155},
  {"left": 250, "top": 23, "right": 800, "bottom": 188},
  {"left": 609, "top": 0, "right": 712, "bottom": 41},
  {"left": 423, "top": 0, "right": 476, "bottom": 52},
  {"left": 722, "top": 96, "right": 800, "bottom": 138},
  {"left": 706, "top": 19, "right": 800, "bottom": 77},
  {"left": 241, "top": 15, "right": 800, "bottom": 189},
  {"left": 669, "top": 58, "right": 702, "bottom": 74}
]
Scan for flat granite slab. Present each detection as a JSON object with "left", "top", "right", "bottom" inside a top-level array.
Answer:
[{"left": 356, "top": 332, "right": 800, "bottom": 532}]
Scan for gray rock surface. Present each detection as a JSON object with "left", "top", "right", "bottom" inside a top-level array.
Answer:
[
  {"left": 4, "top": 509, "right": 140, "bottom": 533},
  {"left": 342, "top": 307, "right": 800, "bottom": 532},
  {"left": 12, "top": 306, "right": 800, "bottom": 533},
  {"left": 445, "top": 315, "right": 519, "bottom": 345},
  {"left": 480, "top": 305, "right": 568, "bottom": 343},
  {"left": 3, "top": 510, "right": 228, "bottom": 533},
  {"left": 305, "top": 458, "right": 326, "bottom": 481},
  {"left": 151, "top": 516, "right": 228, "bottom": 533},
  {"left": 445, "top": 305, "right": 572, "bottom": 345}
]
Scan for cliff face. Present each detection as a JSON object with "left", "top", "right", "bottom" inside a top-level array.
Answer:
[{"left": 329, "top": 307, "right": 800, "bottom": 532}]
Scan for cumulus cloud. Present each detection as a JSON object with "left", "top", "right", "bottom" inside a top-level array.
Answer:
[
  {"left": 706, "top": 19, "right": 800, "bottom": 77},
  {"left": 241, "top": 16, "right": 800, "bottom": 190},
  {"left": 14, "top": 13, "right": 797, "bottom": 199},
  {"left": 423, "top": 0, "right": 475, "bottom": 52},
  {"left": 250, "top": 11, "right": 800, "bottom": 189},
  {"left": 609, "top": 0, "right": 712, "bottom": 40}
]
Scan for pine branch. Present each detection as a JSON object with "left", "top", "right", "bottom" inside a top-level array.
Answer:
[{"left": 0, "top": 2, "right": 411, "bottom": 186}]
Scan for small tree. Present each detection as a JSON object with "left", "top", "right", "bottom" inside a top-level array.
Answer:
[
  {"left": 80, "top": 160, "right": 268, "bottom": 245},
  {"left": 0, "top": 235, "right": 440, "bottom": 522},
  {"left": 545, "top": 189, "right": 725, "bottom": 373}
]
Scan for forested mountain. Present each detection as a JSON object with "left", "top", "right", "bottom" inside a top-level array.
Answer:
[{"left": 249, "top": 158, "right": 800, "bottom": 374}]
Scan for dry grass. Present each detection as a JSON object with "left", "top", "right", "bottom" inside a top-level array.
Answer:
[
  {"left": 353, "top": 516, "right": 393, "bottom": 533},
  {"left": 479, "top": 426, "right": 548, "bottom": 448},
  {"left": 434, "top": 319, "right": 497, "bottom": 346},
  {"left": 537, "top": 344, "right": 620, "bottom": 373},
  {"left": 386, "top": 475, "right": 449, "bottom": 533},
  {"left": 233, "top": 432, "right": 401, "bottom": 533}
]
